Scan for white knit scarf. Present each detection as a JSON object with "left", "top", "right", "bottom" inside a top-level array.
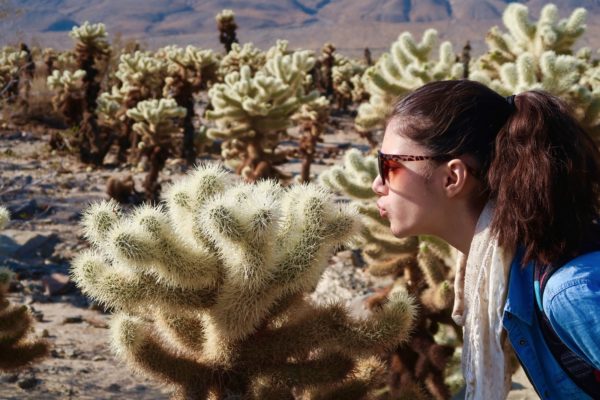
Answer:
[{"left": 451, "top": 201, "right": 514, "bottom": 400}]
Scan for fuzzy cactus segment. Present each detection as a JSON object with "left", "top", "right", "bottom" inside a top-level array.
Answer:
[{"left": 71, "top": 164, "right": 416, "bottom": 399}]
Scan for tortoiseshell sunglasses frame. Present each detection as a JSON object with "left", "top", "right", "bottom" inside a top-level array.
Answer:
[{"left": 377, "top": 150, "right": 454, "bottom": 185}]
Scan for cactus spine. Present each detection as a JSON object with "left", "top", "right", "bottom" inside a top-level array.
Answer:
[{"left": 71, "top": 165, "right": 417, "bottom": 399}]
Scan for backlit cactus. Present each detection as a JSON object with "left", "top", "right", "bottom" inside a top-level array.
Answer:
[
  {"left": 125, "top": 98, "right": 186, "bottom": 200},
  {"left": 0, "top": 46, "right": 28, "bottom": 101},
  {"left": 319, "top": 149, "right": 462, "bottom": 399},
  {"left": 331, "top": 54, "right": 367, "bottom": 110},
  {"left": 218, "top": 42, "right": 266, "bottom": 78},
  {"left": 71, "top": 165, "right": 417, "bottom": 399},
  {"left": 47, "top": 69, "right": 86, "bottom": 124},
  {"left": 159, "top": 45, "right": 219, "bottom": 165},
  {"left": 206, "top": 46, "right": 319, "bottom": 181},
  {"left": 470, "top": 3, "right": 600, "bottom": 139},
  {"left": 355, "top": 29, "right": 463, "bottom": 135},
  {"left": 0, "top": 207, "right": 49, "bottom": 371},
  {"left": 216, "top": 9, "right": 238, "bottom": 53}
]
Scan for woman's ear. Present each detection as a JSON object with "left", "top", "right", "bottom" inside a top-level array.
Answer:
[{"left": 442, "top": 159, "right": 469, "bottom": 198}]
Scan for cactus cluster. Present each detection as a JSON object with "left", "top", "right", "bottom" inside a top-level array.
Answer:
[
  {"left": 470, "top": 3, "right": 600, "bottom": 138},
  {"left": 206, "top": 44, "right": 319, "bottom": 181},
  {"left": 319, "top": 149, "right": 462, "bottom": 399},
  {"left": 355, "top": 29, "right": 464, "bottom": 134},
  {"left": 218, "top": 42, "right": 266, "bottom": 78},
  {"left": 0, "top": 207, "right": 49, "bottom": 371},
  {"left": 71, "top": 164, "right": 418, "bottom": 399}
]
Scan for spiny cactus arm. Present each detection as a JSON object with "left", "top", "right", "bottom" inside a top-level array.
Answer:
[
  {"left": 110, "top": 314, "right": 212, "bottom": 398},
  {"left": 271, "top": 185, "right": 360, "bottom": 293},
  {"left": 162, "top": 164, "right": 232, "bottom": 244},
  {"left": 355, "top": 202, "right": 385, "bottom": 224},
  {"left": 255, "top": 352, "right": 355, "bottom": 389},
  {"left": 154, "top": 309, "right": 205, "bottom": 354},
  {"left": 319, "top": 166, "right": 375, "bottom": 200},
  {"left": 420, "top": 281, "right": 454, "bottom": 313},
  {"left": 199, "top": 181, "right": 281, "bottom": 290},
  {"left": 417, "top": 243, "right": 448, "bottom": 287},
  {"left": 365, "top": 253, "right": 414, "bottom": 277},
  {"left": 69, "top": 21, "right": 110, "bottom": 54},
  {"left": 360, "top": 227, "right": 419, "bottom": 256},
  {"left": 101, "top": 205, "right": 220, "bottom": 290},
  {"left": 71, "top": 251, "right": 217, "bottom": 313}
]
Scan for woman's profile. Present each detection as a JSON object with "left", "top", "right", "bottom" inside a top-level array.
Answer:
[{"left": 372, "top": 80, "right": 600, "bottom": 399}]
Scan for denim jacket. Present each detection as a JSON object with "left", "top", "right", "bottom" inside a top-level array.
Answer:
[{"left": 502, "top": 249, "right": 600, "bottom": 399}]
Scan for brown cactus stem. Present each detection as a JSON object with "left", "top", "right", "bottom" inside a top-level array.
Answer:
[
  {"left": 299, "top": 125, "right": 321, "bottom": 183},
  {"left": 170, "top": 73, "right": 198, "bottom": 167},
  {"left": 461, "top": 41, "right": 471, "bottom": 79},
  {"left": 364, "top": 47, "right": 373, "bottom": 66},
  {"left": 239, "top": 138, "right": 276, "bottom": 181},
  {"left": 79, "top": 111, "right": 113, "bottom": 165},
  {"left": 143, "top": 145, "right": 169, "bottom": 202}
]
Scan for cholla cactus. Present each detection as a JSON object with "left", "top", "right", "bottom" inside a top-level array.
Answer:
[
  {"left": 0, "top": 46, "right": 27, "bottom": 101},
  {"left": 206, "top": 48, "right": 319, "bottom": 181},
  {"left": 218, "top": 42, "right": 266, "bottom": 78},
  {"left": 98, "top": 51, "right": 169, "bottom": 162},
  {"left": 471, "top": 3, "right": 600, "bottom": 139},
  {"left": 0, "top": 208, "right": 49, "bottom": 371},
  {"left": 332, "top": 54, "right": 368, "bottom": 110},
  {"left": 291, "top": 96, "right": 330, "bottom": 183},
  {"left": 319, "top": 149, "right": 462, "bottom": 399},
  {"left": 216, "top": 9, "right": 238, "bottom": 53},
  {"left": 47, "top": 69, "right": 86, "bottom": 124},
  {"left": 126, "top": 98, "right": 186, "bottom": 200},
  {"left": 355, "top": 29, "right": 463, "bottom": 137},
  {"left": 159, "top": 45, "right": 219, "bottom": 165},
  {"left": 67, "top": 21, "right": 112, "bottom": 164},
  {"left": 71, "top": 165, "right": 417, "bottom": 399}
]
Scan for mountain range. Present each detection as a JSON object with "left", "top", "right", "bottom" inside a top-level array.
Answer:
[{"left": 1, "top": 0, "right": 599, "bottom": 57}]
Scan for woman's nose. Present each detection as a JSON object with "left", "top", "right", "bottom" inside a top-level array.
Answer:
[{"left": 372, "top": 174, "right": 387, "bottom": 196}]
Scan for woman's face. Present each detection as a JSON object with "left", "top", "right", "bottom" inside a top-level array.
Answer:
[{"left": 372, "top": 119, "right": 444, "bottom": 238}]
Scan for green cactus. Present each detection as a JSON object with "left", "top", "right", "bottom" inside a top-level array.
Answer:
[
  {"left": 355, "top": 29, "right": 463, "bottom": 137},
  {"left": 0, "top": 208, "right": 49, "bottom": 371},
  {"left": 471, "top": 3, "right": 600, "bottom": 139},
  {"left": 206, "top": 46, "right": 319, "bottom": 181},
  {"left": 71, "top": 164, "right": 417, "bottom": 399},
  {"left": 125, "top": 98, "right": 186, "bottom": 200},
  {"left": 331, "top": 54, "right": 367, "bottom": 110},
  {"left": 216, "top": 9, "right": 239, "bottom": 53},
  {"left": 319, "top": 149, "right": 462, "bottom": 399}
]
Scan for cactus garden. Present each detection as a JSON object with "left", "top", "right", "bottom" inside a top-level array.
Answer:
[{"left": 0, "top": 2, "right": 598, "bottom": 399}]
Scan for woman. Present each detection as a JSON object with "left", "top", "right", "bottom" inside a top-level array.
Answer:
[{"left": 371, "top": 80, "right": 600, "bottom": 400}]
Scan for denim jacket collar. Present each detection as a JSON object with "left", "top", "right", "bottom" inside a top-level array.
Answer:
[{"left": 503, "top": 247, "right": 535, "bottom": 325}]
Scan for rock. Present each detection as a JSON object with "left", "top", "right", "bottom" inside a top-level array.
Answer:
[
  {"left": 42, "top": 272, "right": 75, "bottom": 296},
  {"left": 17, "top": 376, "right": 39, "bottom": 390},
  {"left": 0, "top": 374, "right": 19, "bottom": 384},
  {"left": 15, "top": 233, "right": 60, "bottom": 260},
  {"left": 8, "top": 199, "right": 39, "bottom": 220},
  {"left": 62, "top": 315, "right": 83, "bottom": 324},
  {"left": 41, "top": 329, "right": 50, "bottom": 338},
  {"left": 92, "top": 355, "right": 106, "bottom": 361},
  {"left": 106, "top": 383, "right": 121, "bottom": 392}
]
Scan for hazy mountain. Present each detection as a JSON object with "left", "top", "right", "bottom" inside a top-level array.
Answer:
[{"left": 1, "top": 0, "right": 599, "bottom": 57}]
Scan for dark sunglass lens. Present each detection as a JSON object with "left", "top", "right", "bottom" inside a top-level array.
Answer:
[{"left": 378, "top": 152, "right": 387, "bottom": 183}]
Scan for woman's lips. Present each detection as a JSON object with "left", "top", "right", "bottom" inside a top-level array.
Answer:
[{"left": 377, "top": 202, "right": 387, "bottom": 218}]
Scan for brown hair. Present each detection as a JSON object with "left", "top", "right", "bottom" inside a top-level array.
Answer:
[{"left": 389, "top": 80, "right": 600, "bottom": 267}]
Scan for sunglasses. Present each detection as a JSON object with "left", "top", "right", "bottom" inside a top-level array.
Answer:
[{"left": 377, "top": 150, "right": 453, "bottom": 185}]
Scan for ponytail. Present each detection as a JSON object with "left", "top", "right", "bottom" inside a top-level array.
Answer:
[{"left": 488, "top": 91, "right": 600, "bottom": 266}]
